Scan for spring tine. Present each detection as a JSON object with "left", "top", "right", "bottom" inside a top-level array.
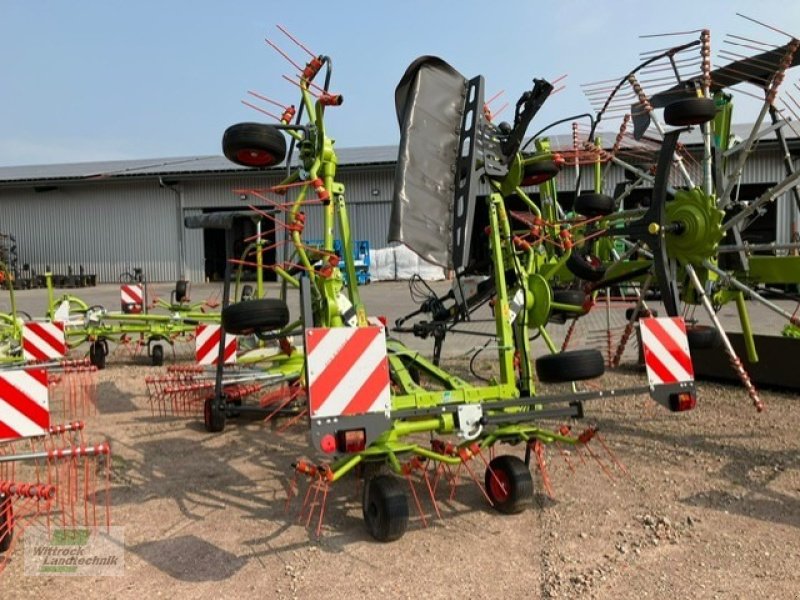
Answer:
[{"left": 275, "top": 24, "right": 317, "bottom": 59}]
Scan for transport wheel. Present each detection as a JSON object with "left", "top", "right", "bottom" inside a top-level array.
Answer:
[
  {"left": 89, "top": 341, "right": 106, "bottom": 370},
  {"left": 521, "top": 159, "right": 560, "bottom": 186},
  {"left": 686, "top": 324, "right": 718, "bottom": 350},
  {"left": 663, "top": 97, "right": 717, "bottom": 126},
  {"left": 485, "top": 455, "right": 533, "bottom": 514},
  {"left": 222, "top": 123, "right": 287, "bottom": 167},
  {"left": 174, "top": 280, "right": 189, "bottom": 303},
  {"left": 203, "top": 397, "right": 226, "bottom": 433},
  {"left": 151, "top": 344, "right": 164, "bottom": 367},
  {"left": 535, "top": 349, "right": 605, "bottom": 383},
  {"left": 221, "top": 298, "right": 290, "bottom": 335},
  {"left": 574, "top": 192, "right": 615, "bottom": 217},
  {"left": 548, "top": 289, "right": 587, "bottom": 323},
  {"left": 362, "top": 475, "right": 409, "bottom": 542},
  {"left": 566, "top": 252, "right": 606, "bottom": 282},
  {"left": 0, "top": 495, "right": 13, "bottom": 552}
]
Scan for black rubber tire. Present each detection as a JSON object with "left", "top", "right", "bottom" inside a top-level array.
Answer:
[
  {"left": 625, "top": 307, "right": 658, "bottom": 321},
  {"left": 222, "top": 122, "right": 287, "bottom": 168},
  {"left": 548, "top": 289, "right": 587, "bottom": 323},
  {"left": 686, "top": 324, "right": 718, "bottom": 350},
  {"left": 485, "top": 455, "right": 533, "bottom": 514},
  {"left": 89, "top": 341, "right": 106, "bottom": 370},
  {"left": 552, "top": 289, "right": 586, "bottom": 307},
  {"left": 521, "top": 159, "right": 560, "bottom": 186},
  {"left": 663, "top": 97, "right": 717, "bottom": 127},
  {"left": 151, "top": 344, "right": 164, "bottom": 367},
  {"left": 0, "top": 495, "right": 12, "bottom": 553},
  {"left": 174, "top": 280, "right": 189, "bottom": 303},
  {"left": 362, "top": 475, "right": 409, "bottom": 542},
  {"left": 221, "top": 298, "right": 290, "bottom": 335},
  {"left": 574, "top": 193, "right": 615, "bottom": 217},
  {"left": 566, "top": 253, "right": 606, "bottom": 282},
  {"left": 536, "top": 348, "right": 605, "bottom": 383},
  {"left": 203, "top": 397, "right": 226, "bottom": 433}
]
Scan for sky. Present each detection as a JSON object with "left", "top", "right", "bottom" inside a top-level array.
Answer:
[{"left": 1, "top": 0, "right": 799, "bottom": 166}]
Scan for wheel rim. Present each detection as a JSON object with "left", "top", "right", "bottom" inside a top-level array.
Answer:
[
  {"left": 235, "top": 148, "right": 275, "bottom": 167},
  {"left": 488, "top": 468, "right": 510, "bottom": 503}
]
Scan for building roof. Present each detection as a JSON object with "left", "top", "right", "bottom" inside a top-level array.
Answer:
[
  {"left": 0, "top": 123, "right": 794, "bottom": 186},
  {"left": 0, "top": 145, "right": 400, "bottom": 186}
]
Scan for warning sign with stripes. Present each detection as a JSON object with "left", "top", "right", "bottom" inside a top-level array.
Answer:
[
  {"left": 22, "top": 322, "right": 67, "bottom": 362},
  {"left": 195, "top": 324, "right": 237, "bottom": 365},
  {"left": 305, "top": 326, "right": 390, "bottom": 418},
  {"left": 0, "top": 368, "right": 50, "bottom": 441},
  {"left": 121, "top": 284, "right": 144, "bottom": 312},
  {"left": 640, "top": 317, "right": 695, "bottom": 385}
]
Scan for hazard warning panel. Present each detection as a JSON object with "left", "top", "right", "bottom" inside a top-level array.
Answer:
[
  {"left": 195, "top": 324, "right": 237, "bottom": 365},
  {"left": 22, "top": 322, "right": 66, "bottom": 362},
  {"left": 0, "top": 368, "right": 50, "bottom": 441},
  {"left": 640, "top": 317, "right": 695, "bottom": 385},
  {"left": 305, "top": 326, "right": 390, "bottom": 418},
  {"left": 120, "top": 284, "right": 144, "bottom": 313}
]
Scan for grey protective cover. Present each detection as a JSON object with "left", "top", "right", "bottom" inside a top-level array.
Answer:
[{"left": 389, "top": 56, "right": 468, "bottom": 269}]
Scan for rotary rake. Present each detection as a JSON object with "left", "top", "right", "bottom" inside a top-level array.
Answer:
[
  {"left": 213, "top": 27, "right": 701, "bottom": 542},
  {"left": 0, "top": 421, "right": 111, "bottom": 574},
  {"left": 399, "top": 15, "right": 800, "bottom": 403},
  {"left": 0, "top": 327, "right": 108, "bottom": 573}
]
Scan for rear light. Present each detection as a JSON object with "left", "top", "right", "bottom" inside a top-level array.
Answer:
[
  {"left": 376, "top": 315, "right": 387, "bottom": 327},
  {"left": 320, "top": 434, "right": 336, "bottom": 454},
  {"left": 668, "top": 392, "right": 696, "bottom": 412},
  {"left": 336, "top": 428, "right": 366, "bottom": 453}
]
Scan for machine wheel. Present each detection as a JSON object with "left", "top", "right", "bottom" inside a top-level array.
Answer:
[
  {"left": 151, "top": 344, "right": 164, "bottom": 367},
  {"left": 548, "top": 289, "right": 586, "bottom": 323},
  {"left": 521, "top": 159, "right": 560, "bottom": 186},
  {"left": 574, "top": 193, "right": 615, "bottom": 217},
  {"left": 535, "top": 349, "right": 605, "bottom": 383},
  {"left": 203, "top": 397, "right": 226, "bottom": 433},
  {"left": 362, "top": 475, "right": 409, "bottom": 542},
  {"left": 89, "top": 341, "right": 107, "bottom": 370},
  {"left": 0, "top": 495, "right": 12, "bottom": 553},
  {"left": 663, "top": 97, "right": 717, "bottom": 126},
  {"left": 222, "top": 123, "right": 287, "bottom": 168},
  {"left": 566, "top": 252, "right": 606, "bottom": 282},
  {"left": 485, "top": 455, "right": 533, "bottom": 514},
  {"left": 686, "top": 324, "right": 718, "bottom": 350},
  {"left": 174, "top": 280, "right": 189, "bottom": 303},
  {"left": 221, "top": 298, "right": 290, "bottom": 335}
]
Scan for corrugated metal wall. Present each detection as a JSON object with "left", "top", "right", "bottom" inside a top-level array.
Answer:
[
  {"left": 1, "top": 151, "right": 797, "bottom": 283},
  {"left": 0, "top": 182, "right": 182, "bottom": 282}
]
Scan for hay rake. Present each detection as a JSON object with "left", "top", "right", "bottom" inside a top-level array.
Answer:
[
  {"left": 214, "top": 26, "right": 700, "bottom": 543},
  {"left": 0, "top": 424, "right": 111, "bottom": 573}
]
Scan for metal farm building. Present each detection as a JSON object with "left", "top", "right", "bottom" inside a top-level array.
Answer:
[{"left": 0, "top": 127, "right": 798, "bottom": 283}]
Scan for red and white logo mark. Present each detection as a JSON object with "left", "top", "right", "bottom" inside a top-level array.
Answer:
[
  {"left": 0, "top": 368, "right": 50, "bottom": 441},
  {"left": 195, "top": 324, "right": 237, "bottom": 365},
  {"left": 305, "top": 326, "right": 390, "bottom": 418},
  {"left": 22, "top": 322, "right": 66, "bottom": 362},
  {"left": 640, "top": 317, "right": 695, "bottom": 385}
]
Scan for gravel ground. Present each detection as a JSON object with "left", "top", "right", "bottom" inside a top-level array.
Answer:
[
  {"left": 1, "top": 361, "right": 798, "bottom": 599},
  {"left": 1, "top": 283, "right": 799, "bottom": 598}
]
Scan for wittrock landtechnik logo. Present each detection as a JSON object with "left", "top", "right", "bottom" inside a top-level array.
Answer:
[{"left": 24, "top": 527, "right": 124, "bottom": 576}]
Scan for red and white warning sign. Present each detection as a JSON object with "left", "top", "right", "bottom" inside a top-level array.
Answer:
[
  {"left": 22, "top": 322, "right": 66, "bottom": 362},
  {"left": 0, "top": 368, "right": 50, "bottom": 441},
  {"left": 120, "top": 284, "right": 144, "bottom": 312},
  {"left": 640, "top": 317, "right": 695, "bottom": 385},
  {"left": 195, "top": 324, "right": 237, "bottom": 365},
  {"left": 305, "top": 326, "right": 390, "bottom": 418}
]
